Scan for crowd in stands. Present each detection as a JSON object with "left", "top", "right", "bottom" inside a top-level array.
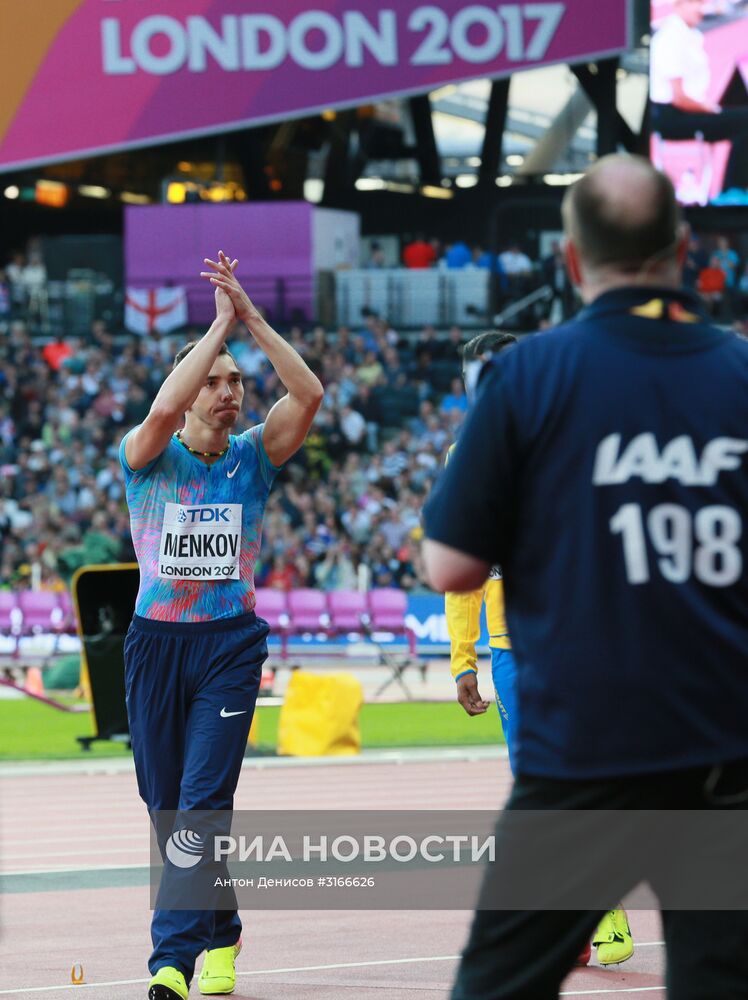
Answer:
[
  {"left": 394, "top": 234, "right": 576, "bottom": 322},
  {"left": 0, "top": 244, "right": 49, "bottom": 333},
  {"left": 392, "top": 231, "right": 748, "bottom": 327},
  {"left": 399, "top": 234, "right": 535, "bottom": 278},
  {"left": 2, "top": 229, "right": 747, "bottom": 601},
  {"left": 0, "top": 306, "right": 471, "bottom": 597}
]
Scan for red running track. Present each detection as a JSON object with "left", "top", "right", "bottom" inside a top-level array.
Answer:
[{"left": 0, "top": 754, "right": 665, "bottom": 999}]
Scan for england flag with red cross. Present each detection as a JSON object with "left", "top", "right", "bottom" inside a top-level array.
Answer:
[{"left": 125, "top": 286, "right": 188, "bottom": 335}]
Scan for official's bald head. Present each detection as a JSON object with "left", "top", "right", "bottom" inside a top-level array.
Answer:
[{"left": 562, "top": 155, "right": 682, "bottom": 277}]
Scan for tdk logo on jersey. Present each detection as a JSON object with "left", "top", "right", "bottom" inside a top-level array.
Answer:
[
  {"left": 177, "top": 506, "right": 233, "bottom": 523},
  {"left": 593, "top": 434, "right": 748, "bottom": 486}
]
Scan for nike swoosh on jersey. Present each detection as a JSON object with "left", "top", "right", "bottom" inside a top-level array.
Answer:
[
  {"left": 226, "top": 461, "right": 241, "bottom": 478},
  {"left": 220, "top": 708, "right": 247, "bottom": 718}
]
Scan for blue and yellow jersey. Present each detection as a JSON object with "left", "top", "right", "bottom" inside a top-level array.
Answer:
[{"left": 444, "top": 444, "right": 510, "bottom": 680}]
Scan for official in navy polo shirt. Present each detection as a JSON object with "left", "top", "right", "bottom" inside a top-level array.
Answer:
[{"left": 424, "top": 155, "right": 748, "bottom": 999}]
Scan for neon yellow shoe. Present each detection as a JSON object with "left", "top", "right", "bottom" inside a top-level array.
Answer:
[
  {"left": 198, "top": 939, "right": 242, "bottom": 995},
  {"left": 593, "top": 909, "right": 634, "bottom": 966},
  {"left": 148, "top": 966, "right": 189, "bottom": 1000}
]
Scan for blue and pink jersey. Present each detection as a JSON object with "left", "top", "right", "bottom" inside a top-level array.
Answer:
[{"left": 119, "top": 424, "right": 281, "bottom": 622}]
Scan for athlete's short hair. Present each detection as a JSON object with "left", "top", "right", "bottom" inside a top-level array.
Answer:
[
  {"left": 461, "top": 331, "right": 517, "bottom": 363},
  {"left": 562, "top": 155, "right": 681, "bottom": 273},
  {"left": 173, "top": 341, "right": 236, "bottom": 371}
]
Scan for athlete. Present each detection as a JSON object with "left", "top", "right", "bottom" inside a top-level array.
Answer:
[
  {"left": 446, "top": 332, "right": 633, "bottom": 969},
  {"left": 120, "top": 252, "right": 323, "bottom": 1000},
  {"left": 446, "top": 331, "right": 518, "bottom": 761}
]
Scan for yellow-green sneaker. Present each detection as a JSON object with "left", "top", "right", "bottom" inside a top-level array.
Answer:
[
  {"left": 593, "top": 909, "right": 634, "bottom": 966},
  {"left": 198, "top": 939, "right": 242, "bottom": 995},
  {"left": 148, "top": 966, "right": 189, "bottom": 1000}
]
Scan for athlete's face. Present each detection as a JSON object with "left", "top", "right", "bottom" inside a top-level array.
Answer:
[{"left": 190, "top": 354, "right": 244, "bottom": 428}]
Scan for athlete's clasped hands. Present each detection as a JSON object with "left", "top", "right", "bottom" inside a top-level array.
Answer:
[{"left": 200, "top": 251, "right": 262, "bottom": 326}]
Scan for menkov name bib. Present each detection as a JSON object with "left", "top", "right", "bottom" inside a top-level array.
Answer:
[{"left": 158, "top": 502, "right": 242, "bottom": 580}]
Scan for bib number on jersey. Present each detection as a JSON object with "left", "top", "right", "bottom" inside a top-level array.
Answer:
[
  {"left": 610, "top": 502, "right": 742, "bottom": 587},
  {"left": 158, "top": 502, "right": 242, "bottom": 580}
]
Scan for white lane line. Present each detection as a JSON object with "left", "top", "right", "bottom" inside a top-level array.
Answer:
[
  {"left": 0, "top": 861, "right": 147, "bottom": 877},
  {"left": 0, "top": 949, "right": 667, "bottom": 995},
  {"left": 561, "top": 990, "right": 665, "bottom": 997},
  {"left": 0, "top": 955, "right": 457, "bottom": 994},
  {"left": 0, "top": 832, "right": 146, "bottom": 847},
  {"left": 0, "top": 746, "right": 507, "bottom": 778},
  {"left": 2, "top": 846, "right": 148, "bottom": 861}
]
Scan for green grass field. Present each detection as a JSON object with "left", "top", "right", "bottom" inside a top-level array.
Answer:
[{"left": 0, "top": 697, "right": 503, "bottom": 760}]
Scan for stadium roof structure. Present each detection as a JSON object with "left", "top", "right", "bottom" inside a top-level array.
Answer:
[{"left": 0, "top": 0, "right": 649, "bottom": 238}]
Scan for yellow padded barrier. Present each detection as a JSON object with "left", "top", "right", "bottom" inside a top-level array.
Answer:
[{"left": 278, "top": 671, "right": 363, "bottom": 756}]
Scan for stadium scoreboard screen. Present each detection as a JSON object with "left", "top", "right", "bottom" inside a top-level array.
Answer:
[{"left": 649, "top": 0, "right": 748, "bottom": 206}]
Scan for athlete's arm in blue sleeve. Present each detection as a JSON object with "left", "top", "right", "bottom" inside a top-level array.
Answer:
[{"left": 423, "top": 363, "right": 517, "bottom": 592}]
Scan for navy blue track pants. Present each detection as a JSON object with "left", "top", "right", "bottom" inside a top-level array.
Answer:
[{"left": 124, "top": 611, "right": 268, "bottom": 982}]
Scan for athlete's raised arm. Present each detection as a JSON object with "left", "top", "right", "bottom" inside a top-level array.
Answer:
[
  {"left": 202, "top": 254, "right": 324, "bottom": 466},
  {"left": 125, "top": 270, "right": 237, "bottom": 470}
]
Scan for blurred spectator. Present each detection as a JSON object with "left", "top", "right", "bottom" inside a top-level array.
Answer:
[
  {"left": 349, "top": 383, "right": 381, "bottom": 451},
  {"left": 381, "top": 346, "right": 406, "bottom": 386},
  {"left": 314, "top": 542, "right": 358, "bottom": 591},
  {"left": 439, "top": 377, "right": 468, "bottom": 415},
  {"left": 356, "top": 350, "right": 384, "bottom": 387},
  {"left": 542, "top": 241, "right": 575, "bottom": 322},
  {"left": 441, "top": 326, "right": 464, "bottom": 364},
  {"left": 335, "top": 326, "right": 357, "bottom": 364},
  {"left": 380, "top": 439, "right": 409, "bottom": 479},
  {"left": 683, "top": 235, "right": 708, "bottom": 289},
  {"left": 339, "top": 404, "right": 367, "bottom": 450},
  {"left": 42, "top": 334, "right": 75, "bottom": 372},
  {"left": 712, "top": 236, "right": 740, "bottom": 318},
  {"left": 471, "top": 245, "right": 494, "bottom": 270},
  {"left": 713, "top": 237, "right": 739, "bottom": 288},
  {"left": 499, "top": 244, "right": 533, "bottom": 277},
  {"left": 697, "top": 255, "right": 727, "bottom": 317},
  {"left": 264, "top": 554, "right": 299, "bottom": 590},
  {"left": 5, "top": 251, "right": 26, "bottom": 312},
  {"left": 358, "top": 313, "right": 380, "bottom": 352},
  {"left": 288, "top": 325, "right": 308, "bottom": 357},
  {"left": 739, "top": 262, "right": 748, "bottom": 311},
  {"left": 228, "top": 324, "right": 268, "bottom": 377},
  {"left": 0, "top": 270, "right": 10, "bottom": 330},
  {"left": 414, "top": 325, "right": 445, "bottom": 364},
  {"left": 57, "top": 511, "right": 122, "bottom": 581},
  {"left": 443, "top": 240, "right": 472, "bottom": 269},
  {"left": 402, "top": 234, "right": 436, "bottom": 269},
  {"left": 366, "top": 242, "right": 387, "bottom": 269},
  {"left": 22, "top": 250, "right": 48, "bottom": 327}
]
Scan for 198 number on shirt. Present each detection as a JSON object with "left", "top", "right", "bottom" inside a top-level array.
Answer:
[{"left": 610, "top": 503, "right": 742, "bottom": 587}]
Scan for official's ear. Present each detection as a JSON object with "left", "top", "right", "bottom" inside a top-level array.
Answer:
[{"left": 563, "top": 237, "right": 583, "bottom": 288}]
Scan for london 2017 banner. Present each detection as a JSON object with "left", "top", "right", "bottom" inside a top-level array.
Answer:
[{"left": 0, "top": 1, "right": 630, "bottom": 172}]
